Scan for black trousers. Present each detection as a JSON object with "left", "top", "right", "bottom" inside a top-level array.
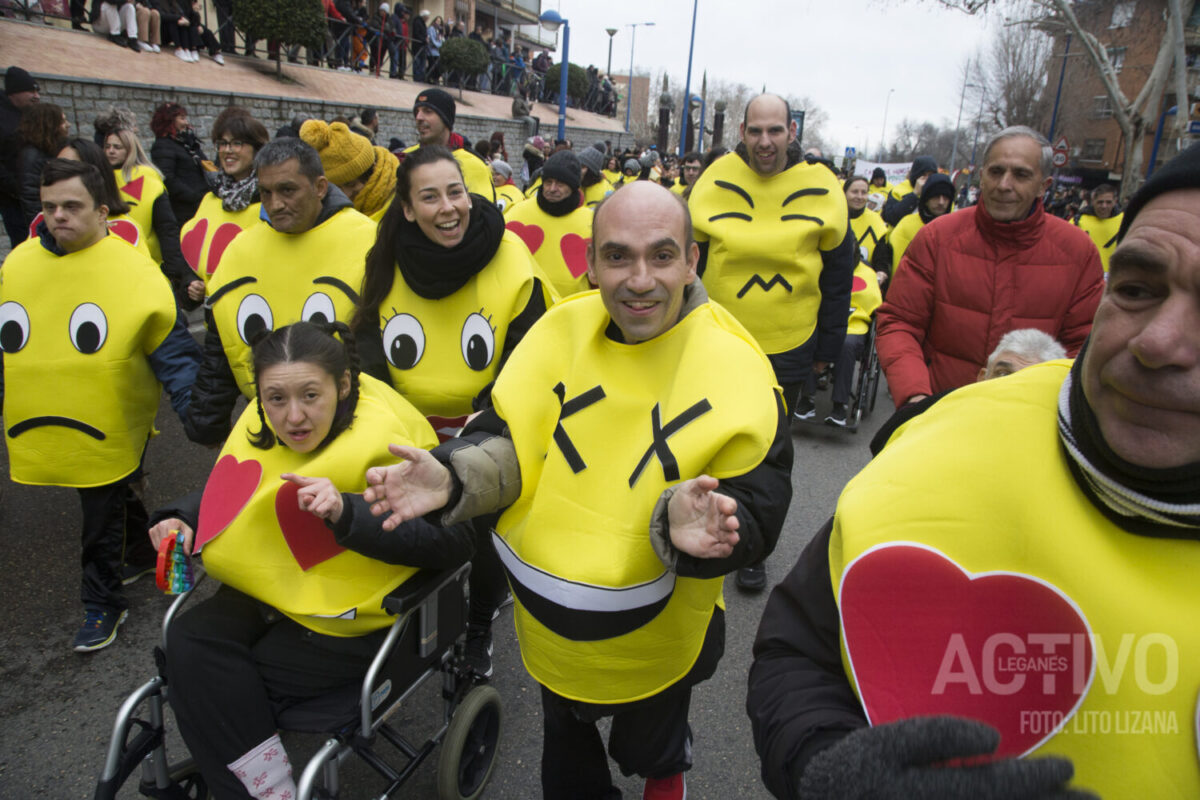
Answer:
[
  {"left": 768, "top": 333, "right": 817, "bottom": 415},
  {"left": 802, "top": 333, "right": 865, "bottom": 406},
  {"left": 166, "top": 585, "right": 386, "bottom": 799},
  {"left": 77, "top": 473, "right": 152, "bottom": 611},
  {"left": 468, "top": 517, "right": 508, "bottom": 626},
  {"left": 539, "top": 608, "right": 725, "bottom": 799}
]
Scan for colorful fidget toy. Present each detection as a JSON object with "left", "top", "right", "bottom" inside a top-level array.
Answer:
[{"left": 156, "top": 529, "right": 195, "bottom": 594}]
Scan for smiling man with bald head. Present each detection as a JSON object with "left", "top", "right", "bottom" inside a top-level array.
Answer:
[
  {"left": 749, "top": 141, "right": 1200, "bottom": 800},
  {"left": 365, "top": 181, "right": 793, "bottom": 799}
]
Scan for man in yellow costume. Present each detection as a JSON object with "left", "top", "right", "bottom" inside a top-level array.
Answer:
[
  {"left": 1, "top": 160, "right": 199, "bottom": 651},
  {"left": 404, "top": 88, "right": 496, "bottom": 203},
  {"left": 1073, "top": 183, "right": 1123, "bottom": 272},
  {"left": 748, "top": 141, "right": 1200, "bottom": 800},
  {"left": 688, "top": 92, "right": 854, "bottom": 590},
  {"left": 184, "top": 138, "right": 375, "bottom": 446},
  {"left": 365, "top": 182, "right": 793, "bottom": 800}
]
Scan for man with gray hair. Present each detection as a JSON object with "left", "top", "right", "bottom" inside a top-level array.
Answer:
[
  {"left": 184, "top": 138, "right": 375, "bottom": 445},
  {"left": 978, "top": 328, "right": 1066, "bottom": 381},
  {"left": 875, "top": 125, "right": 1104, "bottom": 408}
]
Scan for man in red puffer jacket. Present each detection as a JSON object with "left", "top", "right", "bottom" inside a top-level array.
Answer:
[{"left": 875, "top": 126, "right": 1103, "bottom": 408}]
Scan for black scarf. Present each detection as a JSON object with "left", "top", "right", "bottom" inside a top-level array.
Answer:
[
  {"left": 1057, "top": 348, "right": 1200, "bottom": 538},
  {"left": 207, "top": 169, "right": 259, "bottom": 212},
  {"left": 395, "top": 194, "right": 505, "bottom": 299},
  {"left": 174, "top": 128, "right": 208, "bottom": 170},
  {"left": 536, "top": 188, "right": 582, "bottom": 217},
  {"left": 848, "top": 206, "right": 865, "bottom": 220}
]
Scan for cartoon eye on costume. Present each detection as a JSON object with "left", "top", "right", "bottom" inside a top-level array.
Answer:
[
  {"left": 461, "top": 312, "right": 495, "bottom": 371},
  {"left": 69, "top": 303, "right": 108, "bottom": 354},
  {"left": 301, "top": 292, "right": 336, "bottom": 325},
  {"left": 708, "top": 180, "right": 755, "bottom": 223},
  {"left": 236, "top": 294, "right": 274, "bottom": 344},
  {"left": 383, "top": 313, "right": 425, "bottom": 369},
  {"left": 0, "top": 301, "right": 30, "bottom": 353}
]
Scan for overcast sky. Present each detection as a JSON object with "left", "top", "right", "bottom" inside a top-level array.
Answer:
[{"left": 547, "top": 0, "right": 1003, "bottom": 155}]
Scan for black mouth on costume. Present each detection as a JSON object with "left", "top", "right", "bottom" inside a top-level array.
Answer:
[{"left": 7, "top": 416, "right": 107, "bottom": 440}]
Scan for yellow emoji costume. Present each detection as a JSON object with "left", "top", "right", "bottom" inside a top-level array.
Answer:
[
  {"left": 584, "top": 177, "right": 615, "bottom": 207},
  {"left": 194, "top": 374, "right": 438, "bottom": 636},
  {"left": 180, "top": 193, "right": 262, "bottom": 287},
  {"left": 1, "top": 234, "right": 176, "bottom": 487},
  {"left": 114, "top": 164, "right": 168, "bottom": 263},
  {"left": 490, "top": 290, "right": 780, "bottom": 704},
  {"left": 206, "top": 207, "right": 374, "bottom": 398},
  {"left": 1073, "top": 211, "right": 1123, "bottom": 273},
  {"left": 689, "top": 152, "right": 849, "bottom": 354},
  {"left": 849, "top": 207, "right": 887, "bottom": 265},
  {"left": 848, "top": 262, "right": 882, "bottom": 336},
  {"left": 496, "top": 183, "right": 525, "bottom": 215},
  {"left": 504, "top": 198, "right": 594, "bottom": 299}
]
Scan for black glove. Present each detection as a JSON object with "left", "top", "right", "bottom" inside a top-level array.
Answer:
[{"left": 799, "top": 716, "right": 1099, "bottom": 800}]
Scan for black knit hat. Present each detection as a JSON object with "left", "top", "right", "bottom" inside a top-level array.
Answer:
[
  {"left": 4, "top": 66, "right": 37, "bottom": 96},
  {"left": 1117, "top": 140, "right": 1200, "bottom": 242},
  {"left": 413, "top": 88, "right": 456, "bottom": 129},
  {"left": 542, "top": 150, "right": 581, "bottom": 191}
]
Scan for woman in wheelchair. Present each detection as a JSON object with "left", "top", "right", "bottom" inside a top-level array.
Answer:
[{"left": 147, "top": 321, "right": 475, "bottom": 800}]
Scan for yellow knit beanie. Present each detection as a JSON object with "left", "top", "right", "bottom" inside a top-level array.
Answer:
[
  {"left": 355, "top": 146, "right": 399, "bottom": 218},
  {"left": 299, "top": 120, "right": 375, "bottom": 186}
]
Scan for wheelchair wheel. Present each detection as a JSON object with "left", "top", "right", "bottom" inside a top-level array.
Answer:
[{"left": 436, "top": 685, "right": 503, "bottom": 800}]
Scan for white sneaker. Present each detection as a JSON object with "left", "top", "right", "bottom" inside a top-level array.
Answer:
[
  {"left": 211, "top": 52, "right": 225, "bottom": 65},
  {"left": 151, "top": 43, "right": 160, "bottom": 53},
  {"left": 138, "top": 40, "right": 153, "bottom": 52},
  {"left": 175, "top": 47, "right": 190, "bottom": 62},
  {"left": 190, "top": 50, "right": 201, "bottom": 62}
]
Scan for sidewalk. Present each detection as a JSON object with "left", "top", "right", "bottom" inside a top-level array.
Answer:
[{"left": 0, "top": 18, "right": 625, "bottom": 132}]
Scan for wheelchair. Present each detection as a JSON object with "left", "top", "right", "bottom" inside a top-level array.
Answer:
[
  {"left": 794, "top": 319, "right": 882, "bottom": 433},
  {"left": 93, "top": 563, "right": 502, "bottom": 800}
]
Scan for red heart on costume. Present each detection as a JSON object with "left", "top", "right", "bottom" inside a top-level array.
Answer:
[
  {"left": 27, "top": 211, "right": 43, "bottom": 239},
  {"left": 194, "top": 455, "right": 263, "bottom": 552},
  {"left": 121, "top": 176, "right": 144, "bottom": 202},
  {"left": 108, "top": 218, "right": 141, "bottom": 247},
  {"left": 560, "top": 233, "right": 591, "bottom": 279},
  {"left": 206, "top": 222, "right": 243, "bottom": 277},
  {"left": 840, "top": 544, "right": 1093, "bottom": 757},
  {"left": 852, "top": 275, "right": 868, "bottom": 293},
  {"left": 180, "top": 218, "right": 208, "bottom": 272},
  {"left": 274, "top": 481, "right": 346, "bottom": 571},
  {"left": 507, "top": 221, "right": 545, "bottom": 254}
]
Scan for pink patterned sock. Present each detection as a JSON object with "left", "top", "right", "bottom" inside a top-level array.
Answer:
[{"left": 227, "top": 733, "right": 297, "bottom": 799}]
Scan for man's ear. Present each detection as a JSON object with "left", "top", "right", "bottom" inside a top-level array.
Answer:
[
  {"left": 585, "top": 241, "right": 597, "bottom": 286},
  {"left": 788, "top": 120, "right": 798, "bottom": 143},
  {"left": 315, "top": 174, "right": 329, "bottom": 200}
]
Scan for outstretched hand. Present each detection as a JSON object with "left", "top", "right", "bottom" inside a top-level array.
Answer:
[
  {"left": 667, "top": 475, "right": 740, "bottom": 559},
  {"left": 281, "top": 473, "right": 344, "bottom": 523},
  {"left": 363, "top": 444, "right": 454, "bottom": 531},
  {"left": 148, "top": 518, "right": 194, "bottom": 555}
]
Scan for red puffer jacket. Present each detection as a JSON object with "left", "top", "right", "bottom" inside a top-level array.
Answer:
[{"left": 875, "top": 200, "right": 1104, "bottom": 406}]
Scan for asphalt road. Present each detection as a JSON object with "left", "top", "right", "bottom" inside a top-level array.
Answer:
[{"left": 0, "top": 371, "right": 891, "bottom": 799}]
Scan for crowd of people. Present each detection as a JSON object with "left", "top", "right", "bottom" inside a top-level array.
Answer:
[{"left": 2, "top": 54, "right": 1198, "bottom": 799}]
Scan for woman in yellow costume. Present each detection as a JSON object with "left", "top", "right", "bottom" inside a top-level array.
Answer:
[
  {"left": 844, "top": 175, "right": 887, "bottom": 279},
  {"left": 147, "top": 321, "right": 474, "bottom": 800},
  {"left": 179, "top": 107, "right": 268, "bottom": 289},
  {"left": 103, "top": 127, "right": 202, "bottom": 307},
  {"left": 353, "top": 144, "right": 552, "bottom": 679}
]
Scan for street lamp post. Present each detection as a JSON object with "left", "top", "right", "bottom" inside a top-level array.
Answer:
[
  {"left": 678, "top": 0, "right": 699, "bottom": 157},
  {"left": 539, "top": 10, "right": 570, "bottom": 142},
  {"left": 879, "top": 88, "right": 895, "bottom": 160},
  {"left": 949, "top": 78, "right": 981, "bottom": 175},
  {"left": 624, "top": 21, "right": 655, "bottom": 133},
  {"left": 605, "top": 28, "right": 617, "bottom": 78}
]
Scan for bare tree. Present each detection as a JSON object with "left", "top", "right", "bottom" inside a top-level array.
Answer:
[
  {"left": 935, "top": 0, "right": 1197, "bottom": 199},
  {"left": 970, "top": 9, "right": 1053, "bottom": 130}
]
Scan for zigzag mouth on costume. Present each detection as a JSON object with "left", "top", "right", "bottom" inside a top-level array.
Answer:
[
  {"left": 737, "top": 273, "right": 794, "bottom": 298},
  {"left": 492, "top": 531, "right": 675, "bottom": 641},
  {"left": 8, "top": 416, "right": 106, "bottom": 440}
]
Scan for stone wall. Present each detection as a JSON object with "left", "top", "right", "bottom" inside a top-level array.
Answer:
[{"left": 38, "top": 76, "right": 632, "bottom": 171}]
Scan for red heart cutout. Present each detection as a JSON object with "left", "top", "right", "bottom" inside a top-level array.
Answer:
[
  {"left": 27, "top": 211, "right": 43, "bottom": 239},
  {"left": 507, "top": 221, "right": 545, "bottom": 254},
  {"left": 206, "top": 222, "right": 243, "bottom": 277},
  {"left": 194, "top": 455, "right": 263, "bottom": 552},
  {"left": 852, "top": 275, "right": 868, "bottom": 293},
  {"left": 427, "top": 413, "right": 470, "bottom": 444},
  {"left": 121, "top": 175, "right": 144, "bottom": 202},
  {"left": 108, "top": 218, "right": 141, "bottom": 247},
  {"left": 560, "top": 233, "right": 591, "bottom": 279},
  {"left": 840, "top": 544, "right": 1094, "bottom": 757},
  {"left": 274, "top": 481, "right": 346, "bottom": 571},
  {"left": 180, "top": 218, "right": 208, "bottom": 273}
]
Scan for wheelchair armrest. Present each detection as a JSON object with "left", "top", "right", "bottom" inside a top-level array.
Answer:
[{"left": 381, "top": 563, "right": 471, "bottom": 617}]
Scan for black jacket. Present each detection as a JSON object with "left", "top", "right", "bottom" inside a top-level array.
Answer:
[
  {"left": 0, "top": 93, "right": 22, "bottom": 206},
  {"left": 150, "top": 134, "right": 209, "bottom": 224},
  {"left": 17, "top": 144, "right": 52, "bottom": 225}
]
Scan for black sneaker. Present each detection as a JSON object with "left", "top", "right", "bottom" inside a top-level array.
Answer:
[
  {"left": 463, "top": 623, "right": 493, "bottom": 679},
  {"left": 72, "top": 608, "right": 127, "bottom": 652},
  {"left": 825, "top": 403, "right": 848, "bottom": 427},
  {"left": 793, "top": 396, "right": 816, "bottom": 421},
  {"left": 121, "top": 562, "right": 155, "bottom": 586},
  {"left": 736, "top": 563, "right": 767, "bottom": 591},
  {"left": 491, "top": 592, "right": 515, "bottom": 620}
]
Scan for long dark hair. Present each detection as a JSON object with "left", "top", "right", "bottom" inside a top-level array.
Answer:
[
  {"left": 354, "top": 145, "right": 464, "bottom": 332},
  {"left": 248, "top": 321, "right": 361, "bottom": 451},
  {"left": 18, "top": 102, "right": 67, "bottom": 156},
  {"left": 61, "top": 137, "right": 130, "bottom": 216}
]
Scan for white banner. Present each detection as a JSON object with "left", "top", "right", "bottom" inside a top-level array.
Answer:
[{"left": 849, "top": 160, "right": 911, "bottom": 187}]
